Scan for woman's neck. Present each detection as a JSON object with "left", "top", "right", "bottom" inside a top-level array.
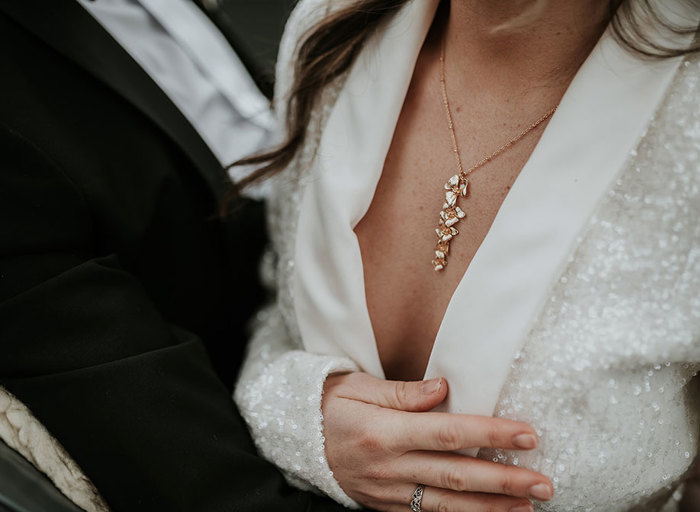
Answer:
[{"left": 444, "top": 0, "right": 611, "bottom": 92}]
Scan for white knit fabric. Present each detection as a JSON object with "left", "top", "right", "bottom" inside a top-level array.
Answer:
[{"left": 0, "top": 387, "right": 109, "bottom": 512}]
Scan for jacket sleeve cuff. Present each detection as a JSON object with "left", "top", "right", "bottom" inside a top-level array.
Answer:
[{"left": 234, "top": 306, "right": 361, "bottom": 508}]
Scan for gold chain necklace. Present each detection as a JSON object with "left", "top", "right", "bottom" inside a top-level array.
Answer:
[{"left": 432, "top": 35, "right": 558, "bottom": 272}]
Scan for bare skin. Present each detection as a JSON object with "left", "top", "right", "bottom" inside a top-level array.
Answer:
[
  {"left": 323, "top": 374, "right": 552, "bottom": 511},
  {"left": 354, "top": 0, "right": 609, "bottom": 381},
  {"left": 322, "top": 2, "right": 614, "bottom": 511}
]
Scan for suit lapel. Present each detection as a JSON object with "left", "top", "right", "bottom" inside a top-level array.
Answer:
[{"left": 0, "top": 0, "right": 229, "bottom": 207}]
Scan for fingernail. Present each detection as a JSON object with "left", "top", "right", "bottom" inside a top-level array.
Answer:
[
  {"left": 512, "top": 433, "right": 538, "bottom": 449},
  {"left": 528, "top": 483, "right": 553, "bottom": 501},
  {"left": 420, "top": 378, "right": 442, "bottom": 394},
  {"left": 510, "top": 504, "right": 533, "bottom": 512}
]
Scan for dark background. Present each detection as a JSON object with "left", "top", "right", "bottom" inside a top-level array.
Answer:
[{"left": 218, "top": 0, "right": 299, "bottom": 96}]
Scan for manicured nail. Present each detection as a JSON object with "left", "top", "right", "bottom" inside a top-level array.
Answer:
[
  {"left": 528, "top": 483, "right": 553, "bottom": 501},
  {"left": 420, "top": 378, "right": 442, "bottom": 394},
  {"left": 512, "top": 433, "right": 538, "bottom": 449},
  {"left": 510, "top": 504, "right": 533, "bottom": 512}
]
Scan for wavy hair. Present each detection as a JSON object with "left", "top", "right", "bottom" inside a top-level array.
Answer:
[{"left": 227, "top": 0, "right": 700, "bottom": 195}]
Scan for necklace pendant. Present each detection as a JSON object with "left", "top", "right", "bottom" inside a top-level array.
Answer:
[
  {"left": 432, "top": 175, "right": 468, "bottom": 271},
  {"left": 434, "top": 32, "right": 556, "bottom": 274}
]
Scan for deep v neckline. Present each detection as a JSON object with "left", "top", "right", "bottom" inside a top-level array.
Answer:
[{"left": 292, "top": 0, "right": 693, "bottom": 424}]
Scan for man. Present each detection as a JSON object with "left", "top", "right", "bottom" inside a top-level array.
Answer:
[{"left": 0, "top": 0, "right": 352, "bottom": 510}]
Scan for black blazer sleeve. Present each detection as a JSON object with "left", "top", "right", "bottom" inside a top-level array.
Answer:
[{"left": 0, "top": 126, "right": 352, "bottom": 512}]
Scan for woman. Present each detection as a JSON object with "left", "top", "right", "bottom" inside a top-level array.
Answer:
[{"left": 233, "top": 0, "right": 700, "bottom": 510}]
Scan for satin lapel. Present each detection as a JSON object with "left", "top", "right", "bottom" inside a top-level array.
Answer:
[
  {"left": 294, "top": 0, "right": 440, "bottom": 376},
  {"left": 423, "top": 4, "right": 699, "bottom": 445},
  {"left": 0, "top": 0, "right": 228, "bottom": 207}
]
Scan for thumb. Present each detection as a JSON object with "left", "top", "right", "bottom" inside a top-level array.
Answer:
[{"left": 338, "top": 373, "right": 448, "bottom": 412}]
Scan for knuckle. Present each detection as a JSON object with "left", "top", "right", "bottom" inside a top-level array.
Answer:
[
  {"left": 437, "top": 422, "right": 461, "bottom": 450},
  {"left": 500, "top": 474, "right": 516, "bottom": 496},
  {"left": 435, "top": 498, "right": 454, "bottom": 512},
  {"left": 357, "top": 429, "right": 384, "bottom": 453},
  {"left": 441, "top": 467, "right": 467, "bottom": 491},
  {"left": 487, "top": 425, "right": 502, "bottom": 448},
  {"left": 393, "top": 381, "right": 410, "bottom": 409}
]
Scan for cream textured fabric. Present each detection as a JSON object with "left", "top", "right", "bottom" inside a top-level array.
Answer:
[
  {"left": 0, "top": 387, "right": 109, "bottom": 512},
  {"left": 234, "top": 0, "right": 700, "bottom": 509}
]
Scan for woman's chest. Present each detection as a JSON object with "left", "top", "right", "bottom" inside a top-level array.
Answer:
[
  {"left": 353, "top": 80, "right": 547, "bottom": 380},
  {"left": 472, "top": 151, "right": 700, "bottom": 508},
  {"left": 271, "top": 50, "right": 699, "bottom": 388},
  {"left": 481, "top": 360, "right": 700, "bottom": 511},
  {"left": 480, "top": 248, "right": 700, "bottom": 510}
]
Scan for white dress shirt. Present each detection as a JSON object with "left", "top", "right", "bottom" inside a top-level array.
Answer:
[{"left": 79, "top": 0, "right": 274, "bottom": 196}]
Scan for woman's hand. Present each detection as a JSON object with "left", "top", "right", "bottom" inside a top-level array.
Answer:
[{"left": 322, "top": 373, "right": 553, "bottom": 512}]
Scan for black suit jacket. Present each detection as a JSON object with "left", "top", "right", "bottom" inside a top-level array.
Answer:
[{"left": 0, "top": 2, "right": 349, "bottom": 511}]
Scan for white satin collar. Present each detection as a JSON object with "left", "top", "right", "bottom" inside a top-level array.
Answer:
[
  {"left": 293, "top": 0, "right": 697, "bottom": 421},
  {"left": 294, "top": 0, "right": 439, "bottom": 376}
]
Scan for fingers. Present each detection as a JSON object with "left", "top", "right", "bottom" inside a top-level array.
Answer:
[
  {"left": 325, "top": 372, "right": 448, "bottom": 412},
  {"left": 387, "top": 411, "right": 539, "bottom": 453},
  {"left": 420, "top": 487, "right": 534, "bottom": 512},
  {"left": 380, "top": 484, "right": 534, "bottom": 512},
  {"left": 394, "top": 451, "right": 553, "bottom": 501}
]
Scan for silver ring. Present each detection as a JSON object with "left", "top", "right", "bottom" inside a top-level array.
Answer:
[{"left": 410, "top": 484, "right": 425, "bottom": 512}]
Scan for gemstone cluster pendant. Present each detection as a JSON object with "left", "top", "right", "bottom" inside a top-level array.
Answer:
[{"left": 432, "top": 174, "right": 469, "bottom": 271}]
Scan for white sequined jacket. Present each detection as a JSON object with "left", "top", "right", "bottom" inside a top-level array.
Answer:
[{"left": 234, "top": 0, "right": 700, "bottom": 510}]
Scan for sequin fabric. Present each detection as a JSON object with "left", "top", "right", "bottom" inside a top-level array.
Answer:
[
  {"left": 479, "top": 56, "right": 700, "bottom": 511},
  {"left": 234, "top": 1, "right": 361, "bottom": 508},
  {"left": 235, "top": 0, "right": 700, "bottom": 508}
]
